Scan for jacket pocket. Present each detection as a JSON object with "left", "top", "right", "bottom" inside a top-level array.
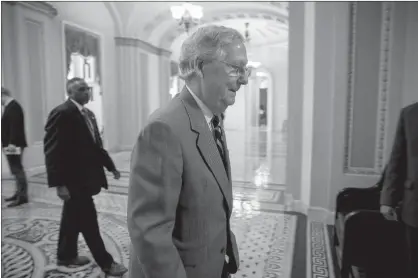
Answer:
[{"left": 178, "top": 246, "right": 208, "bottom": 267}]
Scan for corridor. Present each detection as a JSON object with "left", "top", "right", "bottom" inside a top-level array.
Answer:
[
  {"left": 1, "top": 128, "right": 336, "bottom": 278},
  {"left": 4, "top": 1, "right": 417, "bottom": 277}
]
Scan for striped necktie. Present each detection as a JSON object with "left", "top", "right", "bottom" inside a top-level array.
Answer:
[{"left": 212, "top": 115, "right": 228, "bottom": 174}]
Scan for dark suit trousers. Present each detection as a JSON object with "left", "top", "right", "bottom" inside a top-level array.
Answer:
[
  {"left": 221, "top": 262, "right": 231, "bottom": 278},
  {"left": 57, "top": 196, "right": 113, "bottom": 269},
  {"left": 6, "top": 152, "right": 28, "bottom": 199},
  {"left": 405, "top": 224, "right": 418, "bottom": 278}
]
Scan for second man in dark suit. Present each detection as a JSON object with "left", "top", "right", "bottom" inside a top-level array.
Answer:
[
  {"left": 1, "top": 87, "right": 28, "bottom": 207},
  {"left": 43, "top": 77, "right": 127, "bottom": 276}
]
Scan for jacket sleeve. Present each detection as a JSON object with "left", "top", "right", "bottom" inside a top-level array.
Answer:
[
  {"left": 43, "top": 109, "right": 69, "bottom": 188},
  {"left": 100, "top": 148, "right": 117, "bottom": 172},
  {"left": 380, "top": 108, "right": 407, "bottom": 207},
  {"left": 127, "top": 121, "right": 186, "bottom": 278},
  {"left": 8, "top": 104, "right": 25, "bottom": 146}
]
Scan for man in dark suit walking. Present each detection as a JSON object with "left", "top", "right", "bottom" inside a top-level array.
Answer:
[
  {"left": 380, "top": 102, "right": 418, "bottom": 278},
  {"left": 43, "top": 77, "right": 127, "bottom": 276},
  {"left": 128, "top": 25, "right": 249, "bottom": 278},
  {"left": 1, "top": 87, "right": 28, "bottom": 207}
]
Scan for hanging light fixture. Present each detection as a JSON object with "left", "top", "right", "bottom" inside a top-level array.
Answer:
[
  {"left": 243, "top": 22, "right": 261, "bottom": 69},
  {"left": 244, "top": 22, "right": 251, "bottom": 43},
  {"left": 170, "top": 3, "right": 203, "bottom": 34}
]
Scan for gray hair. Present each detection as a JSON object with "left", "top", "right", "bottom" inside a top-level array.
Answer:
[{"left": 178, "top": 25, "right": 244, "bottom": 80}]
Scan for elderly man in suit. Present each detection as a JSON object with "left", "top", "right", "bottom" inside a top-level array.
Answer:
[
  {"left": 43, "top": 77, "right": 127, "bottom": 276},
  {"left": 1, "top": 87, "right": 29, "bottom": 207},
  {"left": 380, "top": 102, "right": 418, "bottom": 278},
  {"left": 127, "top": 25, "right": 250, "bottom": 278}
]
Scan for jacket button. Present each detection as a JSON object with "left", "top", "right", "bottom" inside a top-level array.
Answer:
[{"left": 220, "top": 247, "right": 226, "bottom": 254}]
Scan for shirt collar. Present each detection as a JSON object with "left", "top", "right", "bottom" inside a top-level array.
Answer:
[
  {"left": 70, "top": 98, "right": 84, "bottom": 112},
  {"left": 186, "top": 84, "right": 214, "bottom": 127}
]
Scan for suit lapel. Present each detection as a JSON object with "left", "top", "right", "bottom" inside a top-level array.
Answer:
[
  {"left": 179, "top": 87, "right": 233, "bottom": 213},
  {"left": 2, "top": 100, "right": 15, "bottom": 118},
  {"left": 66, "top": 100, "right": 96, "bottom": 144}
]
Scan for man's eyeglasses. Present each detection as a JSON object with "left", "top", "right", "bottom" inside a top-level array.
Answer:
[
  {"left": 219, "top": 61, "right": 251, "bottom": 78},
  {"left": 78, "top": 86, "right": 92, "bottom": 92}
]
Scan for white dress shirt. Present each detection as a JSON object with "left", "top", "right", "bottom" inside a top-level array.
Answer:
[{"left": 186, "top": 84, "right": 214, "bottom": 131}]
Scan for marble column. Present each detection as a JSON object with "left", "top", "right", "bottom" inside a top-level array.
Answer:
[
  {"left": 286, "top": 1, "right": 308, "bottom": 206},
  {"left": 159, "top": 53, "right": 171, "bottom": 108},
  {"left": 115, "top": 37, "right": 172, "bottom": 150}
]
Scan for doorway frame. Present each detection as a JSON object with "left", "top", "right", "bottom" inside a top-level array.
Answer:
[{"left": 61, "top": 21, "right": 106, "bottom": 145}]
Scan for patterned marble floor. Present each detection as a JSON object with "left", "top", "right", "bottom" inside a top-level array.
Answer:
[
  {"left": 1, "top": 177, "right": 335, "bottom": 278},
  {"left": 1, "top": 129, "right": 335, "bottom": 278}
]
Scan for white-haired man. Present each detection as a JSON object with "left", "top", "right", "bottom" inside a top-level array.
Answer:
[{"left": 128, "top": 25, "right": 250, "bottom": 278}]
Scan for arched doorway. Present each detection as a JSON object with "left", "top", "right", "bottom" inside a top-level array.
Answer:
[{"left": 64, "top": 24, "right": 104, "bottom": 139}]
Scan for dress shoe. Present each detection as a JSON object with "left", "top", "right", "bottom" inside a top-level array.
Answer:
[
  {"left": 4, "top": 195, "right": 17, "bottom": 202},
  {"left": 7, "top": 198, "right": 28, "bottom": 207},
  {"left": 57, "top": 256, "right": 90, "bottom": 267},
  {"left": 103, "top": 262, "right": 128, "bottom": 276}
]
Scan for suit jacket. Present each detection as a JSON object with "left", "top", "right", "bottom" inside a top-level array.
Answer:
[
  {"left": 128, "top": 87, "right": 239, "bottom": 278},
  {"left": 43, "top": 99, "right": 116, "bottom": 197},
  {"left": 1, "top": 99, "right": 27, "bottom": 148},
  {"left": 380, "top": 102, "right": 418, "bottom": 228}
]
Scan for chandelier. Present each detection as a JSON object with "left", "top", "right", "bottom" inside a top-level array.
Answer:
[
  {"left": 243, "top": 22, "right": 261, "bottom": 69},
  {"left": 244, "top": 22, "right": 251, "bottom": 43},
  {"left": 170, "top": 3, "right": 203, "bottom": 34}
]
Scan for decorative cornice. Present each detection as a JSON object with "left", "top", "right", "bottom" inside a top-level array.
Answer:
[
  {"left": 344, "top": 2, "right": 393, "bottom": 175},
  {"left": 115, "top": 37, "right": 171, "bottom": 58},
  {"left": 15, "top": 1, "right": 58, "bottom": 18}
]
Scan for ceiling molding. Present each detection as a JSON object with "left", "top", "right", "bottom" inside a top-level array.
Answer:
[
  {"left": 115, "top": 37, "right": 171, "bottom": 58},
  {"left": 16, "top": 1, "right": 58, "bottom": 17}
]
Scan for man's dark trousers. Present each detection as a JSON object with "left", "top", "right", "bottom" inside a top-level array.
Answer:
[
  {"left": 5, "top": 150, "right": 28, "bottom": 200},
  {"left": 57, "top": 195, "right": 113, "bottom": 269},
  {"left": 405, "top": 224, "right": 418, "bottom": 278}
]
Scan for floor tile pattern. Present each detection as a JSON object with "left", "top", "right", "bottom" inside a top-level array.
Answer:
[
  {"left": 1, "top": 125, "right": 337, "bottom": 278},
  {"left": 1, "top": 202, "right": 300, "bottom": 278},
  {"left": 2, "top": 203, "right": 129, "bottom": 278},
  {"left": 309, "top": 221, "right": 335, "bottom": 278}
]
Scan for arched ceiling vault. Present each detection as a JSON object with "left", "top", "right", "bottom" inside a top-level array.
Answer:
[
  {"left": 103, "top": 2, "right": 123, "bottom": 36},
  {"left": 113, "top": 2, "right": 289, "bottom": 49}
]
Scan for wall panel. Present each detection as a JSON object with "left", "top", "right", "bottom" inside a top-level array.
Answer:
[
  {"left": 344, "top": 2, "right": 393, "bottom": 174},
  {"left": 24, "top": 19, "right": 47, "bottom": 144},
  {"left": 140, "top": 52, "right": 149, "bottom": 122}
]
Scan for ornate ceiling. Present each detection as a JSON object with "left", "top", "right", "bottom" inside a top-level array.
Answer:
[{"left": 109, "top": 1, "right": 289, "bottom": 49}]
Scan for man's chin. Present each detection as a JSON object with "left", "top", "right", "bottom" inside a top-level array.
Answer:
[{"left": 225, "top": 95, "right": 236, "bottom": 106}]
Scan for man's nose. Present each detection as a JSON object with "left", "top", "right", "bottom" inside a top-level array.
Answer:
[{"left": 240, "top": 72, "right": 249, "bottom": 85}]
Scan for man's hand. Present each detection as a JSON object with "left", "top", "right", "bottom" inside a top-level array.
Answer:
[
  {"left": 56, "top": 186, "right": 71, "bottom": 201},
  {"left": 112, "top": 170, "right": 121, "bottom": 180},
  {"left": 380, "top": 205, "right": 398, "bottom": 221}
]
